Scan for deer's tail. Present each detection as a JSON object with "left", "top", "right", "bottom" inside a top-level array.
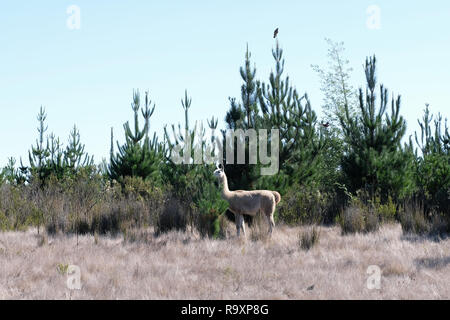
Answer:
[{"left": 271, "top": 191, "right": 281, "bottom": 204}]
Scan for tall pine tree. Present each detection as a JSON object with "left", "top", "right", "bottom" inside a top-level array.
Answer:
[
  {"left": 109, "top": 90, "right": 162, "bottom": 184},
  {"left": 257, "top": 40, "right": 325, "bottom": 189},
  {"left": 339, "top": 56, "right": 414, "bottom": 200}
]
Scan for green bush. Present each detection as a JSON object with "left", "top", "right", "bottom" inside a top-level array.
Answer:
[
  {"left": 337, "top": 193, "right": 380, "bottom": 234},
  {"left": 155, "top": 198, "right": 187, "bottom": 235},
  {"left": 416, "top": 153, "right": 450, "bottom": 214},
  {"left": 372, "top": 195, "right": 397, "bottom": 222},
  {"left": 277, "top": 186, "right": 329, "bottom": 225},
  {"left": 0, "top": 184, "right": 33, "bottom": 231},
  {"left": 196, "top": 195, "right": 228, "bottom": 238}
]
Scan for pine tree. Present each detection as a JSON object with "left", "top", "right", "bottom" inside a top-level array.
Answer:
[
  {"left": 257, "top": 40, "right": 325, "bottom": 188},
  {"left": 64, "top": 125, "right": 93, "bottom": 176},
  {"left": 223, "top": 45, "right": 260, "bottom": 191},
  {"left": 47, "top": 133, "right": 65, "bottom": 180},
  {"left": 28, "top": 106, "right": 51, "bottom": 183},
  {"left": 339, "top": 56, "right": 414, "bottom": 199},
  {"left": 164, "top": 90, "right": 219, "bottom": 202},
  {"left": 1, "top": 158, "right": 17, "bottom": 184},
  {"left": 415, "top": 104, "right": 450, "bottom": 156},
  {"left": 414, "top": 104, "right": 450, "bottom": 212},
  {"left": 109, "top": 90, "right": 162, "bottom": 184}
]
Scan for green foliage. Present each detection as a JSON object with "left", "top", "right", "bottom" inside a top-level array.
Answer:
[
  {"left": 339, "top": 56, "right": 414, "bottom": 200},
  {"left": 155, "top": 198, "right": 187, "bottom": 235},
  {"left": 56, "top": 263, "right": 69, "bottom": 275},
  {"left": 64, "top": 125, "right": 94, "bottom": 174},
  {"left": 25, "top": 106, "right": 93, "bottom": 185},
  {"left": 2, "top": 40, "right": 449, "bottom": 238},
  {"left": 163, "top": 91, "right": 219, "bottom": 201},
  {"left": 222, "top": 45, "right": 260, "bottom": 191},
  {"left": 0, "top": 210, "right": 11, "bottom": 231},
  {"left": 312, "top": 38, "right": 358, "bottom": 128},
  {"left": 337, "top": 192, "right": 380, "bottom": 234},
  {"left": 196, "top": 191, "right": 228, "bottom": 238},
  {"left": 0, "top": 158, "right": 27, "bottom": 185},
  {"left": 277, "top": 186, "right": 329, "bottom": 225},
  {"left": 257, "top": 41, "right": 326, "bottom": 187},
  {"left": 413, "top": 104, "right": 450, "bottom": 214},
  {"left": 162, "top": 90, "right": 224, "bottom": 236},
  {"left": 28, "top": 106, "right": 50, "bottom": 182},
  {"left": 0, "top": 183, "right": 33, "bottom": 231},
  {"left": 109, "top": 90, "right": 163, "bottom": 184},
  {"left": 373, "top": 195, "right": 397, "bottom": 222},
  {"left": 223, "top": 41, "right": 327, "bottom": 194}
]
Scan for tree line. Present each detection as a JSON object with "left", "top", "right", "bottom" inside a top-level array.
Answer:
[{"left": 1, "top": 39, "right": 449, "bottom": 237}]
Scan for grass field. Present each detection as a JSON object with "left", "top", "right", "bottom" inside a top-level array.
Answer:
[{"left": 0, "top": 223, "right": 449, "bottom": 299}]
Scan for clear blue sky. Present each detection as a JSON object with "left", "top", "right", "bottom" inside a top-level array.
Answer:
[{"left": 1, "top": 1, "right": 449, "bottom": 167}]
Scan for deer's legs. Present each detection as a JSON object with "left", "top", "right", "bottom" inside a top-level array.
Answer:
[
  {"left": 235, "top": 213, "right": 245, "bottom": 237},
  {"left": 268, "top": 214, "right": 275, "bottom": 236},
  {"left": 240, "top": 214, "right": 246, "bottom": 237},
  {"left": 265, "top": 207, "right": 275, "bottom": 236}
]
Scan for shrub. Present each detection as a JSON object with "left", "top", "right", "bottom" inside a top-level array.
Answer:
[
  {"left": 123, "top": 228, "right": 153, "bottom": 244},
  {"left": 400, "top": 200, "right": 449, "bottom": 236},
  {"left": 400, "top": 202, "right": 430, "bottom": 235},
  {"left": 338, "top": 205, "right": 365, "bottom": 234},
  {"left": 429, "top": 213, "right": 449, "bottom": 237},
  {"left": 298, "top": 226, "right": 320, "bottom": 251},
  {"left": 364, "top": 209, "right": 380, "bottom": 233},
  {"left": 155, "top": 198, "right": 187, "bottom": 235},
  {"left": 0, "top": 210, "right": 11, "bottom": 231},
  {"left": 373, "top": 195, "right": 397, "bottom": 222},
  {"left": 277, "top": 186, "right": 329, "bottom": 225},
  {"left": 338, "top": 194, "right": 380, "bottom": 234},
  {"left": 195, "top": 196, "right": 228, "bottom": 238},
  {"left": 216, "top": 213, "right": 235, "bottom": 239},
  {"left": 0, "top": 184, "right": 33, "bottom": 231}
]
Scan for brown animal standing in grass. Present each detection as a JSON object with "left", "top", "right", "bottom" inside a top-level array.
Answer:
[{"left": 214, "top": 165, "right": 281, "bottom": 237}]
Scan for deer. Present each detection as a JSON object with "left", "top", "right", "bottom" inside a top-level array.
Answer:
[{"left": 214, "top": 164, "right": 281, "bottom": 237}]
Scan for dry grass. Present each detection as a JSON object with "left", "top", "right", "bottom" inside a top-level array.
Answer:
[{"left": 0, "top": 223, "right": 449, "bottom": 299}]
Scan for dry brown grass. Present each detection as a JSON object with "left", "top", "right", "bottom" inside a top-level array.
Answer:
[{"left": 0, "top": 223, "right": 449, "bottom": 299}]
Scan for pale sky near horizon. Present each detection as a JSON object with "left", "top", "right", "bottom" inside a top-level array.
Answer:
[{"left": 1, "top": 1, "right": 449, "bottom": 167}]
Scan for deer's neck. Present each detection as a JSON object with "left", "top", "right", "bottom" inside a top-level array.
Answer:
[{"left": 220, "top": 175, "right": 232, "bottom": 201}]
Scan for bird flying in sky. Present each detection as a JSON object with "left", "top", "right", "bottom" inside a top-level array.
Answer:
[{"left": 273, "top": 28, "right": 278, "bottom": 38}]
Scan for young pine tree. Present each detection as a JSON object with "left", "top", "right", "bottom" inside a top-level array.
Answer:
[
  {"left": 28, "top": 106, "right": 51, "bottom": 183},
  {"left": 222, "top": 45, "right": 260, "bottom": 191},
  {"left": 257, "top": 40, "right": 326, "bottom": 190},
  {"left": 414, "top": 104, "right": 450, "bottom": 213},
  {"left": 109, "top": 90, "right": 162, "bottom": 184},
  {"left": 339, "top": 56, "right": 414, "bottom": 200},
  {"left": 64, "top": 125, "right": 93, "bottom": 176}
]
